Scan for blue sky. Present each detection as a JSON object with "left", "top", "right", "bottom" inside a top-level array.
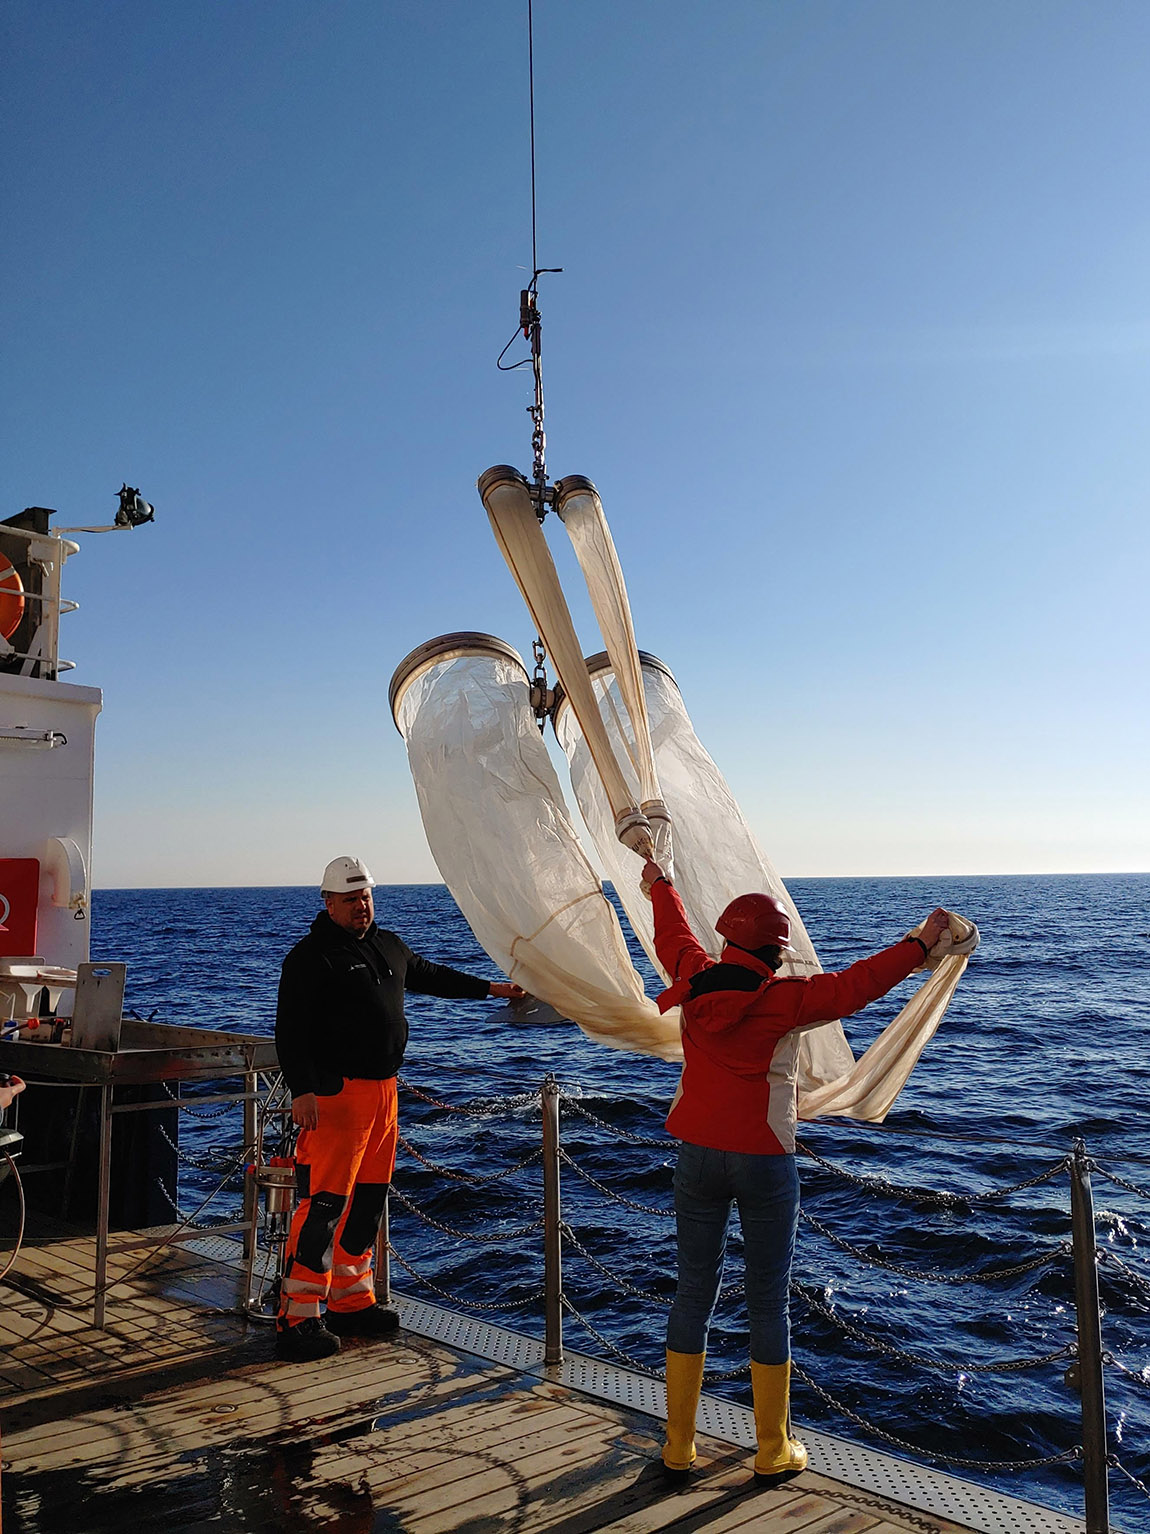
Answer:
[{"left": 3, "top": 1, "right": 1147, "bottom": 885}]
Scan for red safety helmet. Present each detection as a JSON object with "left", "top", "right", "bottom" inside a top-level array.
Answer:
[{"left": 716, "top": 892, "right": 791, "bottom": 951}]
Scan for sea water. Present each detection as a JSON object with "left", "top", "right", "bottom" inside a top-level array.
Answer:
[{"left": 90, "top": 873, "right": 1150, "bottom": 1528}]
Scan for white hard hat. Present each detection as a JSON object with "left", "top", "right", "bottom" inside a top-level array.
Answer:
[{"left": 321, "top": 855, "right": 376, "bottom": 894}]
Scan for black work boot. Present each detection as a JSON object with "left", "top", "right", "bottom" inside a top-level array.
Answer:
[
  {"left": 325, "top": 1303, "right": 401, "bottom": 1338},
  {"left": 274, "top": 1316, "right": 341, "bottom": 1361}
]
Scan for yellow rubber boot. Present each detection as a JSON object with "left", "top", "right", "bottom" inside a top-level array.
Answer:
[
  {"left": 662, "top": 1349, "right": 705, "bottom": 1479},
  {"left": 751, "top": 1360, "right": 808, "bottom": 1486}
]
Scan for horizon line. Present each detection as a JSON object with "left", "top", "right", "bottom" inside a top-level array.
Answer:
[{"left": 90, "top": 869, "right": 1150, "bottom": 892}]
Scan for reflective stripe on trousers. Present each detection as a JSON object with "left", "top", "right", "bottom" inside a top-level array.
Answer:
[{"left": 279, "top": 1076, "right": 398, "bottom": 1325}]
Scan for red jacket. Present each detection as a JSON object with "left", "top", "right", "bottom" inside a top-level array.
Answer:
[{"left": 651, "top": 879, "right": 924, "bottom": 1154}]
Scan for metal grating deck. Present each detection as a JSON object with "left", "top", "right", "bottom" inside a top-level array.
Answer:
[
  {"left": 185, "top": 1237, "right": 1084, "bottom": 1534},
  {"left": 393, "top": 1293, "right": 1085, "bottom": 1534}
]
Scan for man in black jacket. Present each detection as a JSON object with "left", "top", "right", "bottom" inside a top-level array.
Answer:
[{"left": 274, "top": 854, "right": 523, "bottom": 1362}]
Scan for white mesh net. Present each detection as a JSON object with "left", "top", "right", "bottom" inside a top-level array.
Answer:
[
  {"left": 393, "top": 646, "right": 682, "bottom": 1061},
  {"left": 553, "top": 659, "right": 858, "bottom": 1096},
  {"left": 390, "top": 469, "right": 977, "bottom": 1120}
]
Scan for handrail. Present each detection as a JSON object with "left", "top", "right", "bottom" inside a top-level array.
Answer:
[
  {"left": 1070, "top": 1140, "right": 1110, "bottom": 1532},
  {"left": 166, "top": 1070, "right": 1149, "bottom": 1524}
]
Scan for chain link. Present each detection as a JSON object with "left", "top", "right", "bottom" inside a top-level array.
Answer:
[
  {"left": 1093, "top": 1164, "right": 1150, "bottom": 1201},
  {"left": 1098, "top": 1247, "right": 1150, "bottom": 1297},
  {"left": 155, "top": 1174, "right": 181, "bottom": 1216},
  {"left": 800, "top": 1210, "right": 1068, "bottom": 1285},
  {"left": 158, "top": 1125, "right": 246, "bottom": 1179},
  {"left": 559, "top": 1149, "right": 675, "bottom": 1217},
  {"left": 559, "top": 1096, "right": 672, "bottom": 1149},
  {"left": 560, "top": 1294, "right": 662, "bottom": 1376},
  {"left": 389, "top": 1187, "right": 543, "bottom": 1244},
  {"left": 1109, "top": 1453, "right": 1150, "bottom": 1504},
  {"left": 398, "top": 1133, "right": 542, "bottom": 1187},
  {"left": 561, "top": 1223, "right": 673, "bottom": 1306},
  {"left": 797, "top": 1141, "right": 1070, "bottom": 1208},
  {"left": 561, "top": 1293, "right": 750, "bottom": 1383},
  {"left": 702, "top": 1359, "right": 752, "bottom": 1382},
  {"left": 1103, "top": 1351, "right": 1150, "bottom": 1392},
  {"left": 794, "top": 1284, "right": 1075, "bottom": 1374},
  {"left": 398, "top": 1076, "right": 539, "bottom": 1117},
  {"left": 790, "top": 1361, "right": 1082, "bottom": 1472},
  {"left": 161, "top": 1079, "right": 237, "bottom": 1120},
  {"left": 388, "top": 1245, "right": 545, "bottom": 1311}
]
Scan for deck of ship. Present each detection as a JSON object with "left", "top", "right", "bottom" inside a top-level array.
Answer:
[{"left": 0, "top": 1229, "right": 1082, "bottom": 1534}]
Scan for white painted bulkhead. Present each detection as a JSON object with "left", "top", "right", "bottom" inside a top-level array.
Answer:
[{"left": 0, "top": 670, "right": 101, "bottom": 971}]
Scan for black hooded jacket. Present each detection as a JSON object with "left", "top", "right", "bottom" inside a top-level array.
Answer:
[{"left": 275, "top": 911, "right": 490, "bottom": 1096}]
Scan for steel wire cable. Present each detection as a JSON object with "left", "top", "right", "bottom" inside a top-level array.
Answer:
[
  {"left": 389, "top": 1185, "right": 544, "bottom": 1244},
  {"left": 388, "top": 1244, "right": 544, "bottom": 1312},
  {"left": 0, "top": 1151, "right": 27, "bottom": 1283},
  {"left": 790, "top": 1361, "right": 1083, "bottom": 1473},
  {"left": 558, "top": 1149, "right": 674, "bottom": 1217},
  {"left": 398, "top": 1133, "right": 542, "bottom": 1186},
  {"left": 793, "top": 1284, "right": 1075, "bottom": 1374},
  {"left": 797, "top": 1141, "right": 1071, "bottom": 1207},
  {"left": 799, "top": 1210, "right": 1068, "bottom": 1285}
]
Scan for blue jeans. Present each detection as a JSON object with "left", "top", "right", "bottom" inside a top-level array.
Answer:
[{"left": 666, "top": 1142, "right": 800, "bottom": 1365}]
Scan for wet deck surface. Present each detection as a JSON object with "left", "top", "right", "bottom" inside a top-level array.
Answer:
[{"left": 0, "top": 1232, "right": 977, "bottom": 1534}]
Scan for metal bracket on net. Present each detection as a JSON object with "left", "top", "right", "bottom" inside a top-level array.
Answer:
[
  {"left": 529, "top": 639, "right": 555, "bottom": 727},
  {"left": 528, "top": 478, "right": 556, "bottom": 523}
]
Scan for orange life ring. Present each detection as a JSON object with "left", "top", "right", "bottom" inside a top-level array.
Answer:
[{"left": 0, "top": 554, "right": 25, "bottom": 641}]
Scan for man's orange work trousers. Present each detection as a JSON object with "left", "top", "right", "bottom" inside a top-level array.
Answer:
[{"left": 278, "top": 1076, "right": 397, "bottom": 1326}]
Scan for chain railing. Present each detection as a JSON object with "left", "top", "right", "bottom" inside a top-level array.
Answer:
[
  {"left": 796, "top": 1138, "right": 1072, "bottom": 1206},
  {"left": 221, "top": 1071, "right": 1149, "bottom": 1532},
  {"left": 378, "top": 1075, "right": 551, "bottom": 1331},
  {"left": 547, "top": 1088, "right": 1120, "bottom": 1519},
  {"left": 798, "top": 1207, "right": 1070, "bottom": 1284}
]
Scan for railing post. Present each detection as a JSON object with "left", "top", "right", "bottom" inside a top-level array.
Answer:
[
  {"left": 241, "top": 1070, "right": 258, "bottom": 1261},
  {"left": 1070, "top": 1139, "right": 1110, "bottom": 1533},
  {"left": 376, "top": 1193, "right": 392, "bottom": 1307},
  {"left": 541, "top": 1073, "right": 563, "bottom": 1366}
]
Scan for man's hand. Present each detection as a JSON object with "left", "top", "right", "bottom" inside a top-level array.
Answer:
[
  {"left": 642, "top": 859, "right": 668, "bottom": 887},
  {"left": 291, "top": 1091, "right": 319, "bottom": 1130},
  {"left": 0, "top": 1075, "right": 26, "bottom": 1113},
  {"left": 918, "top": 908, "right": 951, "bottom": 951},
  {"left": 489, "top": 982, "right": 527, "bottom": 1001}
]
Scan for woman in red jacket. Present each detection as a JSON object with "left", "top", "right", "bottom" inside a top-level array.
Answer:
[{"left": 642, "top": 858, "right": 950, "bottom": 1486}]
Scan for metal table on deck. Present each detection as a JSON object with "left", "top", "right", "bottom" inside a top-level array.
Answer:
[{"left": 0, "top": 1019, "right": 280, "bottom": 1325}]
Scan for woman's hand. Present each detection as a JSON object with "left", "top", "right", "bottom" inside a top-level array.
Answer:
[
  {"left": 918, "top": 908, "right": 951, "bottom": 950},
  {"left": 489, "top": 982, "right": 527, "bottom": 1001}
]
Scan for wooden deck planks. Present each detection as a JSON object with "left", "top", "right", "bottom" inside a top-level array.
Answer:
[{"left": 1, "top": 1231, "right": 983, "bottom": 1534}]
